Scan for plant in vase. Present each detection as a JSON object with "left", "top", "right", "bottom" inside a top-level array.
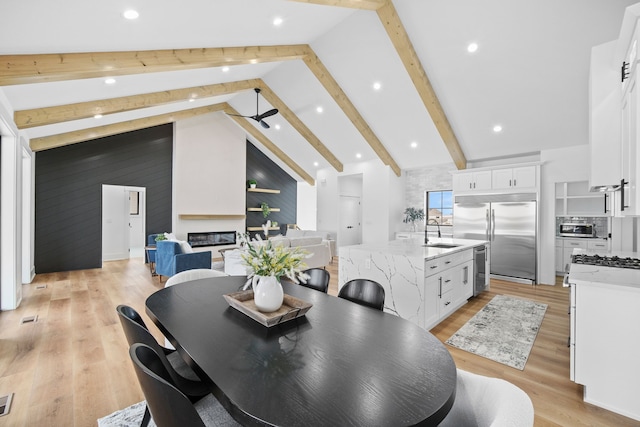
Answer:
[
  {"left": 248, "top": 179, "right": 257, "bottom": 189},
  {"left": 403, "top": 207, "right": 425, "bottom": 232},
  {"left": 238, "top": 234, "right": 310, "bottom": 312},
  {"left": 261, "top": 202, "right": 271, "bottom": 218}
]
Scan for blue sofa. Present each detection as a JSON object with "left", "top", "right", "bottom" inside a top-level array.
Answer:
[{"left": 155, "top": 240, "right": 212, "bottom": 279}]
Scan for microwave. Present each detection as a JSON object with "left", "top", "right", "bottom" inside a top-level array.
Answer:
[{"left": 559, "top": 223, "right": 595, "bottom": 238}]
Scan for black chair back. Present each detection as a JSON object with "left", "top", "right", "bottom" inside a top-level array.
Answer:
[
  {"left": 130, "top": 343, "right": 207, "bottom": 427},
  {"left": 338, "top": 279, "right": 385, "bottom": 311},
  {"left": 300, "top": 268, "right": 330, "bottom": 293}
]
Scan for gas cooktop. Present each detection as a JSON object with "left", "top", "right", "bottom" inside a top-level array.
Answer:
[{"left": 572, "top": 254, "right": 640, "bottom": 269}]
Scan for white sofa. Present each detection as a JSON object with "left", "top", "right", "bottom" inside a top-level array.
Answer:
[
  {"left": 285, "top": 229, "right": 337, "bottom": 258},
  {"left": 224, "top": 235, "right": 332, "bottom": 276}
]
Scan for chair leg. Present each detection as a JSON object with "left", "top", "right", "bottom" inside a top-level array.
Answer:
[{"left": 140, "top": 405, "right": 151, "bottom": 427}]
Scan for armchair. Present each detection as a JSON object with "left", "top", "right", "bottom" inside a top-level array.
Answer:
[
  {"left": 155, "top": 241, "right": 212, "bottom": 279},
  {"left": 146, "top": 234, "right": 163, "bottom": 264}
]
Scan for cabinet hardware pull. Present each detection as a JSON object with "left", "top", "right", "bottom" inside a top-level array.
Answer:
[
  {"left": 622, "top": 61, "right": 630, "bottom": 82},
  {"left": 444, "top": 301, "right": 450, "bottom": 306},
  {"left": 445, "top": 261, "right": 451, "bottom": 264},
  {"left": 514, "top": 179, "right": 517, "bottom": 186},
  {"left": 430, "top": 265, "right": 438, "bottom": 269},
  {"left": 469, "top": 182, "right": 472, "bottom": 189},
  {"left": 463, "top": 266, "right": 468, "bottom": 284},
  {"left": 438, "top": 277, "right": 442, "bottom": 298},
  {"left": 604, "top": 193, "right": 608, "bottom": 213},
  {"left": 509, "top": 179, "right": 512, "bottom": 187},
  {"left": 444, "top": 279, "right": 451, "bottom": 283},
  {"left": 621, "top": 178, "right": 629, "bottom": 211}
]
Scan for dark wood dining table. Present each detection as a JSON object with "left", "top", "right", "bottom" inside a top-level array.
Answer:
[{"left": 145, "top": 275, "right": 457, "bottom": 426}]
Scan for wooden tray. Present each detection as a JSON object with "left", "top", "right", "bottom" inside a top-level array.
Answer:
[{"left": 223, "top": 290, "right": 312, "bottom": 327}]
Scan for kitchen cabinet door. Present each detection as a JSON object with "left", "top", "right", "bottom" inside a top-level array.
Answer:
[
  {"left": 459, "top": 260, "right": 474, "bottom": 300},
  {"left": 620, "top": 73, "right": 640, "bottom": 216},
  {"left": 453, "top": 171, "right": 491, "bottom": 192},
  {"left": 492, "top": 166, "right": 536, "bottom": 189},
  {"left": 424, "top": 274, "right": 441, "bottom": 329},
  {"left": 555, "top": 245, "right": 564, "bottom": 273}
]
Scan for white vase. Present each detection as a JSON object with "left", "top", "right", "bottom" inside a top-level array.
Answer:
[{"left": 253, "top": 275, "right": 284, "bottom": 312}]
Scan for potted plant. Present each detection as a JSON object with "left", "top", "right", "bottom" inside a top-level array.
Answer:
[
  {"left": 261, "top": 202, "right": 271, "bottom": 218},
  {"left": 403, "top": 207, "right": 425, "bottom": 232},
  {"left": 248, "top": 179, "right": 257, "bottom": 189}
]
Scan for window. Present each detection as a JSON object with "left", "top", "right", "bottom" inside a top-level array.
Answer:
[{"left": 426, "top": 190, "right": 453, "bottom": 225}]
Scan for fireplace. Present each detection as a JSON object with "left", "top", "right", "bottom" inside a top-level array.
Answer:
[{"left": 188, "top": 231, "right": 236, "bottom": 248}]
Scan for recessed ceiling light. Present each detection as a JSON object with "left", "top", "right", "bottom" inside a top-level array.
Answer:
[
  {"left": 493, "top": 125, "right": 503, "bottom": 133},
  {"left": 313, "top": 161, "right": 319, "bottom": 167},
  {"left": 94, "top": 114, "right": 103, "bottom": 119},
  {"left": 410, "top": 141, "right": 418, "bottom": 148},
  {"left": 104, "top": 78, "right": 116, "bottom": 85},
  {"left": 356, "top": 153, "right": 362, "bottom": 159},
  {"left": 273, "top": 16, "right": 283, "bottom": 27},
  {"left": 373, "top": 82, "right": 382, "bottom": 91},
  {"left": 316, "top": 106, "right": 324, "bottom": 114},
  {"left": 467, "top": 42, "right": 479, "bottom": 53},
  {"left": 274, "top": 124, "right": 281, "bottom": 130},
  {"left": 221, "top": 66, "right": 230, "bottom": 72},
  {"left": 123, "top": 10, "right": 139, "bottom": 20}
]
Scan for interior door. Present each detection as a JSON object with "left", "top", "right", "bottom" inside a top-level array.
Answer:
[
  {"left": 102, "top": 185, "right": 130, "bottom": 261},
  {"left": 339, "top": 195, "right": 361, "bottom": 247}
]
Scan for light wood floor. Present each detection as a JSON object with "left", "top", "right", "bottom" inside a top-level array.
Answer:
[{"left": 0, "top": 258, "right": 638, "bottom": 427}]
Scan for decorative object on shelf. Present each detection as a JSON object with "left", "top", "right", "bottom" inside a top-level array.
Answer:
[
  {"left": 403, "top": 207, "right": 425, "bottom": 231},
  {"left": 238, "top": 234, "right": 310, "bottom": 312},
  {"left": 248, "top": 179, "right": 257, "bottom": 189},
  {"left": 271, "top": 221, "right": 278, "bottom": 227},
  {"left": 262, "top": 220, "right": 272, "bottom": 239},
  {"left": 261, "top": 202, "right": 271, "bottom": 218}
]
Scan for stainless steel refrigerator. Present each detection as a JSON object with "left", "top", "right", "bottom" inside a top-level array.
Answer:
[{"left": 453, "top": 193, "right": 537, "bottom": 284}]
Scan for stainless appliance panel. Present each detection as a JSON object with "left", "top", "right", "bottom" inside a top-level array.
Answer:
[
  {"left": 452, "top": 202, "right": 490, "bottom": 241},
  {"left": 491, "top": 202, "right": 536, "bottom": 281},
  {"left": 473, "top": 244, "right": 488, "bottom": 296}
]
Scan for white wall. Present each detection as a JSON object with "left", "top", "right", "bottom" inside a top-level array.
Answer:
[
  {"left": 296, "top": 182, "right": 317, "bottom": 230},
  {"left": 173, "top": 112, "right": 246, "bottom": 257},
  {"left": 539, "top": 145, "right": 590, "bottom": 285}
]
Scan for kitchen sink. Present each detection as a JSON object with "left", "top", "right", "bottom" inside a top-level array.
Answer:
[{"left": 424, "top": 243, "right": 461, "bottom": 249}]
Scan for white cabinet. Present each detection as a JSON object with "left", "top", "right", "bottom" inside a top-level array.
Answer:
[
  {"left": 555, "top": 239, "right": 564, "bottom": 274},
  {"left": 452, "top": 171, "right": 492, "bottom": 192},
  {"left": 556, "top": 238, "right": 611, "bottom": 273},
  {"left": 620, "top": 70, "right": 640, "bottom": 216},
  {"left": 491, "top": 166, "right": 536, "bottom": 190},
  {"left": 555, "top": 181, "right": 611, "bottom": 216},
  {"left": 424, "top": 249, "right": 474, "bottom": 329}
]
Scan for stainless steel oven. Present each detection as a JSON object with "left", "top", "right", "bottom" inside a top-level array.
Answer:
[{"left": 559, "top": 223, "right": 595, "bottom": 238}]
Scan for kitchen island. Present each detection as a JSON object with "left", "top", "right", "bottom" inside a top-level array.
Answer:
[
  {"left": 568, "top": 249, "right": 640, "bottom": 422},
  {"left": 339, "top": 238, "right": 489, "bottom": 330}
]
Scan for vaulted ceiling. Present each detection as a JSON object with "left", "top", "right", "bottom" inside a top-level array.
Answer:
[{"left": 1, "top": 0, "right": 636, "bottom": 185}]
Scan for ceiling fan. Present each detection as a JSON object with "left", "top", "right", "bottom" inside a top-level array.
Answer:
[{"left": 228, "top": 88, "right": 279, "bottom": 129}]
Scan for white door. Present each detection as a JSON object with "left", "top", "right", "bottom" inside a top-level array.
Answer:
[
  {"left": 102, "top": 185, "right": 130, "bottom": 261},
  {"left": 339, "top": 196, "right": 361, "bottom": 247},
  {"left": 128, "top": 190, "right": 145, "bottom": 258}
]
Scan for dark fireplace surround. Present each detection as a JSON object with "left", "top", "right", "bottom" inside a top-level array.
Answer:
[{"left": 188, "top": 231, "right": 236, "bottom": 248}]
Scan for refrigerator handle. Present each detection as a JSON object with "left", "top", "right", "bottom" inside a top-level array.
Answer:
[
  {"left": 491, "top": 209, "right": 496, "bottom": 241},
  {"left": 485, "top": 209, "right": 490, "bottom": 240}
]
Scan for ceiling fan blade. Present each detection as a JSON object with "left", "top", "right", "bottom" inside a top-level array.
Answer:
[
  {"left": 260, "top": 120, "right": 270, "bottom": 129},
  {"left": 256, "top": 108, "right": 278, "bottom": 120}
]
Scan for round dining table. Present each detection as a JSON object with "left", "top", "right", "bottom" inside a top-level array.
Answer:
[{"left": 145, "top": 275, "right": 457, "bottom": 426}]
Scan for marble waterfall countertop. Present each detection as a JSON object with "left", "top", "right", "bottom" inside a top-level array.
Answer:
[
  {"left": 340, "top": 237, "right": 488, "bottom": 260},
  {"left": 569, "top": 248, "right": 640, "bottom": 288}
]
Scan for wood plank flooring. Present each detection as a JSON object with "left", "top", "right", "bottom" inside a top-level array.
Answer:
[{"left": 0, "top": 258, "right": 638, "bottom": 426}]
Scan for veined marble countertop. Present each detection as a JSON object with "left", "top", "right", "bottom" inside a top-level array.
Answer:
[
  {"left": 569, "top": 248, "right": 640, "bottom": 288},
  {"left": 340, "top": 237, "right": 488, "bottom": 260}
]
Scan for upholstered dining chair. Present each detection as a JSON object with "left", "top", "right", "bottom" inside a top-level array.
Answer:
[
  {"left": 299, "top": 268, "right": 330, "bottom": 293},
  {"left": 116, "top": 305, "right": 209, "bottom": 398},
  {"left": 338, "top": 279, "right": 385, "bottom": 311},
  {"left": 438, "top": 369, "right": 534, "bottom": 427},
  {"left": 129, "top": 343, "right": 240, "bottom": 427},
  {"left": 165, "top": 268, "right": 228, "bottom": 287}
]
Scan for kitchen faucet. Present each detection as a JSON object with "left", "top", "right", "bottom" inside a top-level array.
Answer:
[{"left": 424, "top": 218, "right": 442, "bottom": 244}]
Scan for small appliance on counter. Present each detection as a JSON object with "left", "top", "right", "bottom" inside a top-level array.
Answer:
[{"left": 559, "top": 222, "right": 596, "bottom": 238}]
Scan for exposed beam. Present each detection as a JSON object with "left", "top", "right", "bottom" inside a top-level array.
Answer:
[
  {"left": 286, "top": 0, "right": 385, "bottom": 10},
  {"left": 30, "top": 104, "right": 227, "bottom": 152},
  {"left": 376, "top": 1, "right": 467, "bottom": 169},
  {"left": 303, "top": 49, "right": 401, "bottom": 176},
  {"left": 15, "top": 79, "right": 259, "bottom": 129},
  {"left": 0, "top": 45, "right": 308, "bottom": 85},
  {"left": 255, "top": 80, "right": 344, "bottom": 173},
  {"left": 224, "top": 105, "right": 316, "bottom": 186}
]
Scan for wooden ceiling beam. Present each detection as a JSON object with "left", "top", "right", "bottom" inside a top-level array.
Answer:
[
  {"left": 376, "top": 1, "right": 467, "bottom": 169},
  {"left": 224, "top": 105, "right": 315, "bottom": 186},
  {"left": 255, "top": 80, "right": 344, "bottom": 173},
  {"left": 286, "top": 0, "right": 385, "bottom": 10},
  {"left": 30, "top": 104, "right": 228, "bottom": 152},
  {"left": 15, "top": 79, "right": 259, "bottom": 129},
  {"left": 0, "top": 45, "right": 309, "bottom": 86},
  {"left": 303, "top": 48, "right": 401, "bottom": 176}
]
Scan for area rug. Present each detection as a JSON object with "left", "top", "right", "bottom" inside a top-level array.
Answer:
[
  {"left": 445, "top": 294, "right": 547, "bottom": 370},
  {"left": 97, "top": 401, "right": 156, "bottom": 427}
]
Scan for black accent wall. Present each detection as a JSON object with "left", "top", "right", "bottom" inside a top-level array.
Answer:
[
  {"left": 246, "top": 141, "right": 297, "bottom": 238},
  {"left": 35, "top": 124, "right": 173, "bottom": 273}
]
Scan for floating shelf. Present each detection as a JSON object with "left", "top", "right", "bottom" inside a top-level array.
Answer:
[
  {"left": 179, "top": 214, "right": 246, "bottom": 220},
  {"left": 247, "top": 207, "right": 280, "bottom": 212},
  {"left": 247, "top": 227, "right": 281, "bottom": 231},
  {"left": 247, "top": 188, "right": 280, "bottom": 194}
]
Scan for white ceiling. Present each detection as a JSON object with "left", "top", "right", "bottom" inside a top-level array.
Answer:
[{"left": 1, "top": 0, "right": 637, "bottom": 181}]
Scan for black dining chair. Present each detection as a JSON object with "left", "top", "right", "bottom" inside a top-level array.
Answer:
[
  {"left": 338, "top": 279, "right": 385, "bottom": 311},
  {"left": 116, "top": 305, "right": 209, "bottom": 399},
  {"left": 129, "top": 343, "right": 240, "bottom": 427},
  {"left": 300, "top": 268, "right": 330, "bottom": 293}
]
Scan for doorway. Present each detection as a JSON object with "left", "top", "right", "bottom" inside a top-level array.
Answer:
[
  {"left": 102, "top": 185, "right": 146, "bottom": 262},
  {"left": 338, "top": 174, "right": 363, "bottom": 247}
]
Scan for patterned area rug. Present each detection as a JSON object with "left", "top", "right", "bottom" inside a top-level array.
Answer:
[
  {"left": 445, "top": 294, "right": 548, "bottom": 370},
  {"left": 98, "top": 401, "right": 156, "bottom": 427}
]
